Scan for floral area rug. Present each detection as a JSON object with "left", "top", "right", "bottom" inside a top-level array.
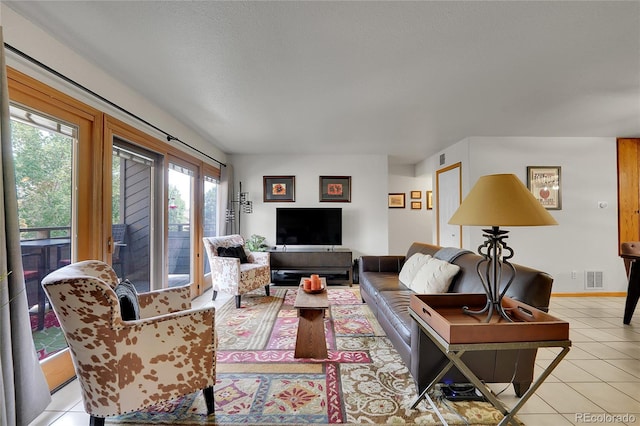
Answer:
[{"left": 108, "top": 286, "right": 512, "bottom": 425}]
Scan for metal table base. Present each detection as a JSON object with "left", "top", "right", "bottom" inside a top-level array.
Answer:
[{"left": 410, "top": 310, "right": 571, "bottom": 426}]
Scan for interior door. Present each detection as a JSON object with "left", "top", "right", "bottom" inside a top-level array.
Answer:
[
  {"left": 436, "top": 162, "right": 462, "bottom": 247},
  {"left": 617, "top": 138, "right": 640, "bottom": 251}
]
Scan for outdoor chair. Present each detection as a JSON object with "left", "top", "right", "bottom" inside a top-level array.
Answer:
[
  {"left": 41, "top": 260, "right": 216, "bottom": 426},
  {"left": 111, "top": 223, "right": 128, "bottom": 278},
  {"left": 22, "top": 251, "right": 46, "bottom": 330},
  {"left": 203, "top": 234, "right": 271, "bottom": 308}
]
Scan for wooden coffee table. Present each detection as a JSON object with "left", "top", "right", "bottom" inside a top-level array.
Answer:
[{"left": 293, "top": 277, "right": 329, "bottom": 359}]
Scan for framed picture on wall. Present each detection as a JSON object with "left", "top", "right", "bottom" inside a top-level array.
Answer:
[
  {"left": 426, "top": 191, "right": 433, "bottom": 210},
  {"left": 411, "top": 201, "right": 422, "bottom": 210},
  {"left": 526, "top": 166, "right": 561, "bottom": 210},
  {"left": 388, "top": 193, "right": 405, "bottom": 208},
  {"left": 410, "top": 190, "right": 422, "bottom": 199},
  {"left": 319, "top": 176, "right": 351, "bottom": 202},
  {"left": 263, "top": 176, "right": 295, "bottom": 202}
]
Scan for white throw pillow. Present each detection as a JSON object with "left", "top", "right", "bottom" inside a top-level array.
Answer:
[
  {"left": 410, "top": 257, "right": 460, "bottom": 294},
  {"left": 399, "top": 253, "right": 432, "bottom": 286}
]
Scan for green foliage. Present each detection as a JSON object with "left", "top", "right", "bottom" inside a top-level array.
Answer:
[
  {"left": 203, "top": 182, "right": 218, "bottom": 234},
  {"left": 246, "top": 234, "right": 269, "bottom": 252},
  {"left": 112, "top": 156, "right": 121, "bottom": 224},
  {"left": 168, "top": 184, "right": 188, "bottom": 227},
  {"left": 12, "top": 121, "right": 72, "bottom": 234}
]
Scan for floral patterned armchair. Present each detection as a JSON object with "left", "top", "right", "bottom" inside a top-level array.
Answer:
[
  {"left": 41, "top": 260, "right": 216, "bottom": 426},
  {"left": 203, "top": 234, "right": 271, "bottom": 308}
]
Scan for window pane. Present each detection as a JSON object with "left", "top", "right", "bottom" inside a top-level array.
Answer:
[
  {"left": 11, "top": 104, "right": 74, "bottom": 360},
  {"left": 112, "top": 141, "right": 155, "bottom": 292},
  {"left": 168, "top": 164, "right": 194, "bottom": 286},
  {"left": 203, "top": 176, "right": 218, "bottom": 275}
]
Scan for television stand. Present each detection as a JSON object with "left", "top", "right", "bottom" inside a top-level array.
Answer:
[{"left": 269, "top": 248, "right": 352, "bottom": 285}]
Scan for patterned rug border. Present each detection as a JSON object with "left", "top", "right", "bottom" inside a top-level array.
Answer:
[{"left": 217, "top": 350, "right": 371, "bottom": 364}]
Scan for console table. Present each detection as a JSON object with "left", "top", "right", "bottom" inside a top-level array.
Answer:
[{"left": 269, "top": 248, "right": 352, "bottom": 285}]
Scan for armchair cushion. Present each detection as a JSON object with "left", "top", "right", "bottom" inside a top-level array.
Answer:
[
  {"left": 217, "top": 245, "right": 249, "bottom": 263},
  {"left": 115, "top": 279, "right": 140, "bottom": 320}
]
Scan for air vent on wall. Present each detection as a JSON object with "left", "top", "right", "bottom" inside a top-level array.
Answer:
[{"left": 585, "top": 271, "right": 604, "bottom": 289}]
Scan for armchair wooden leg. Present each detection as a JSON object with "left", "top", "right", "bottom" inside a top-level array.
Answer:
[
  {"left": 212, "top": 290, "right": 218, "bottom": 301},
  {"left": 203, "top": 386, "right": 215, "bottom": 415},
  {"left": 235, "top": 295, "right": 242, "bottom": 308},
  {"left": 89, "top": 416, "right": 105, "bottom": 426},
  {"left": 265, "top": 285, "right": 270, "bottom": 297}
]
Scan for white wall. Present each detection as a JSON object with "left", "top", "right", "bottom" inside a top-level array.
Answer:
[
  {"left": 229, "top": 154, "right": 389, "bottom": 258},
  {"left": 417, "top": 137, "right": 626, "bottom": 293},
  {"left": 388, "top": 163, "right": 432, "bottom": 254}
]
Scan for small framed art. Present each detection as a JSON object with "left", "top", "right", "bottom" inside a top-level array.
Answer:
[
  {"left": 411, "top": 201, "right": 422, "bottom": 210},
  {"left": 410, "top": 191, "right": 422, "bottom": 199},
  {"left": 426, "top": 190, "right": 433, "bottom": 210},
  {"left": 263, "top": 176, "right": 295, "bottom": 202},
  {"left": 319, "top": 176, "right": 351, "bottom": 202},
  {"left": 388, "top": 193, "right": 405, "bottom": 208},
  {"left": 526, "top": 166, "right": 561, "bottom": 210}
]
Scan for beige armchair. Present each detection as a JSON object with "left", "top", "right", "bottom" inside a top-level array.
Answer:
[
  {"left": 41, "top": 260, "right": 216, "bottom": 426},
  {"left": 203, "top": 234, "right": 271, "bottom": 308}
]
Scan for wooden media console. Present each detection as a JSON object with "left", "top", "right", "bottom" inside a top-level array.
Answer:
[{"left": 269, "top": 248, "right": 352, "bottom": 285}]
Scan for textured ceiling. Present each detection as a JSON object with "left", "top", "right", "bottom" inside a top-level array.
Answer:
[{"left": 5, "top": 1, "right": 640, "bottom": 164}]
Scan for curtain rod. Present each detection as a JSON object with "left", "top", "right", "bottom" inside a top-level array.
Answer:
[{"left": 3, "top": 43, "right": 227, "bottom": 168}]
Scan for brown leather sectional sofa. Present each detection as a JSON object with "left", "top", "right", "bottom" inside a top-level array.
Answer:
[{"left": 358, "top": 241, "right": 554, "bottom": 397}]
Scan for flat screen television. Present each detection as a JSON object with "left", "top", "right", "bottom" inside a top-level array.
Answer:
[{"left": 276, "top": 208, "right": 342, "bottom": 246}]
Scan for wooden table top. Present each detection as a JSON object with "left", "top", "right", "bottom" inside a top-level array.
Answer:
[{"left": 294, "top": 277, "right": 329, "bottom": 309}]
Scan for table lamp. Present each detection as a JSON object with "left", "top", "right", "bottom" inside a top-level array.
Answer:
[{"left": 448, "top": 173, "right": 558, "bottom": 322}]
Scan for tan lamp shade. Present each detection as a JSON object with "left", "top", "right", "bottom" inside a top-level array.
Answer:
[{"left": 448, "top": 174, "right": 558, "bottom": 227}]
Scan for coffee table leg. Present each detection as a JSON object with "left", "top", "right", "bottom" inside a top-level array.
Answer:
[{"left": 294, "top": 308, "right": 328, "bottom": 359}]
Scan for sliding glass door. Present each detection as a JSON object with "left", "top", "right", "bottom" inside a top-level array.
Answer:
[
  {"left": 203, "top": 175, "right": 218, "bottom": 276},
  {"left": 111, "top": 140, "right": 162, "bottom": 292},
  {"left": 167, "top": 162, "right": 195, "bottom": 287},
  {"left": 8, "top": 68, "right": 103, "bottom": 391},
  {"left": 11, "top": 104, "right": 74, "bottom": 362}
]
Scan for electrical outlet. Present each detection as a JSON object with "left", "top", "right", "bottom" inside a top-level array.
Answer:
[{"left": 571, "top": 271, "right": 577, "bottom": 279}]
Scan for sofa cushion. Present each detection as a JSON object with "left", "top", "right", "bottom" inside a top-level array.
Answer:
[
  {"left": 399, "top": 253, "right": 432, "bottom": 287},
  {"left": 377, "top": 290, "right": 414, "bottom": 347},
  {"left": 359, "top": 271, "right": 409, "bottom": 298},
  {"left": 405, "top": 242, "right": 441, "bottom": 260},
  {"left": 410, "top": 257, "right": 460, "bottom": 293}
]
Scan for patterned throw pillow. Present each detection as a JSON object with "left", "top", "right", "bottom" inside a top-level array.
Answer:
[
  {"left": 399, "top": 253, "right": 432, "bottom": 287},
  {"left": 410, "top": 257, "right": 460, "bottom": 294},
  {"left": 114, "top": 279, "right": 140, "bottom": 320}
]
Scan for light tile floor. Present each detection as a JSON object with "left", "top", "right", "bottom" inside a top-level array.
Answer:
[{"left": 29, "top": 292, "right": 640, "bottom": 426}]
